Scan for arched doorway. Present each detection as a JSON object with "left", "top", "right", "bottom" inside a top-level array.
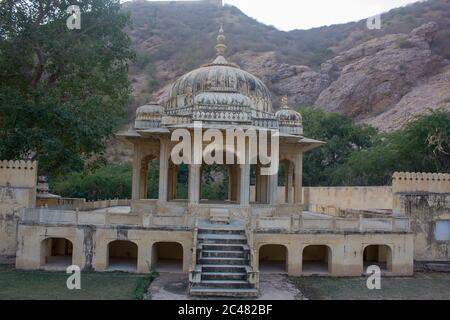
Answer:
[
  {"left": 152, "top": 242, "right": 183, "bottom": 272},
  {"left": 108, "top": 240, "right": 138, "bottom": 272},
  {"left": 363, "top": 245, "right": 392, "bottom": 272},
  {"left": 258, "top": 244, "right": 288, "bottom": 273},
  {"left": 200, "top": 164, "right": 239, "bottom": 203},
  {"left": 40, "top": 238, "right": 73, "bottom": 269},
  {"left": 302, "top": 245, "right": 332, "bottom": 274}
]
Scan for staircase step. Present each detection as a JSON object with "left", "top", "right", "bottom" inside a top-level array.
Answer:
[
  {"left": 190, "top": 288, "right": 259, "bottom": 298},
  {"left": 202, "top": 272, "right": 247, "bottom": 281},
  {"left": 202, "top": 265, "right": 248, "bottom": 273},
  {"left": 202, "top": 250, "right": 245, "bottom": 259},
  {"left": 201, "top": 244, "right": 249, "bottom": 252},
  {"left": 198, "top": 228, "right": 245, "bottom": 236},
  {"left": 199, "top": 257, "right": 246, "bottom": 266},
  {"left": 198, "top": 234, "right": 247, "bottom": 245},
  {"left": 196, "top": 280, "right": 253, "bottom": 289}
]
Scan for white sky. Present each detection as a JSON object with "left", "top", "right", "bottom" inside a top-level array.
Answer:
[
  {"left": 223, "top": 0, "right": 422, "bottom": 30},
  {"left": 124, "top": 0, "right": 422, "bottom": 31}
]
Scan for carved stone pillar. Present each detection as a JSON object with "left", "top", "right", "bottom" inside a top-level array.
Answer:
[
  {"left": 158, "top": 139, "right": 170, "bottom": 202},
  {"left": 286, "top": 161, "right": 294, "bottom": 204},
  {"left": 268, "top": 170, "right": 278, "bottom": 206},
  {"left": 240, "top": 163, "right": 250, "bottom": 206},
  {"left": 294, "top": 152, "right": 303, "bottom": 204},
  {"left": 132, "top": 145, "right": 142, "bottom": 200},
  {"left": 188, "top": 164, "right": 201, "bottom": 205}
]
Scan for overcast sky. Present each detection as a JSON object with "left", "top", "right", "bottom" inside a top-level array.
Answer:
[{"left": 127, "top": 0, "right": 422, "bottom": 31}]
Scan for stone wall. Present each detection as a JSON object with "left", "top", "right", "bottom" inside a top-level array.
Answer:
[
  {"left": 393, "top": 172, "right": 450, "bottom": 262},
  {"left": 0, "top": 160, "right": 37, "bottom": 258},
  {"left": 302, "top": 186, "right": 393, "bottom": 216}
]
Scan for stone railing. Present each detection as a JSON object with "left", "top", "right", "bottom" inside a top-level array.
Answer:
[
  {"left": 21, "top": 207, "right": 196, "bottom": 229},
  {"left": 189, "top": 217, "right": 201, "bottom": 284},
  {"left": 245, "top": 214, "right": 260, "bottom": 290},
  {"left": 43, "top": 198, "right": 131, "bottom": 211},
  {"left": 254, "top": 215, "right": 410, "bottom": 233}
]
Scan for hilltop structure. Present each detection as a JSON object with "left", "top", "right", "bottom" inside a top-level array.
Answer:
[{"left": 7, "top": 28, "right": 419, "bottom": 298}]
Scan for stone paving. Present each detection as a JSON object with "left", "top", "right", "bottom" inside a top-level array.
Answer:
[{"left": 146, "top": 273, "right": 305, "bottom": 300}]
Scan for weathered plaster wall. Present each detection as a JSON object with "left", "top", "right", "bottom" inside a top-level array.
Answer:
[
  {"left": 399, "top": 193, "right": 450, "bottom": 261},
  {"left": 0, "top": 161, "right": 37, "bottom": 258},
  {"left": 302, "top": 187, "right": 393, "bottom": 215},
  {"left": 254, "top": 232, "right": 414, "bottom": 277},
  {"left": 16, "top": 224, "right": 194, "bottom": 273}
]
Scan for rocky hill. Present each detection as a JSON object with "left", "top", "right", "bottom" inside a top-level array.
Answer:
[{"left": 122, "top": 0, "right": 450, "bottom": 132}]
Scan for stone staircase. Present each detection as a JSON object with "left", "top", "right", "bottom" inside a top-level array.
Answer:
[{"left": 189, "top": 226, "right": 259, "bottom": 298}]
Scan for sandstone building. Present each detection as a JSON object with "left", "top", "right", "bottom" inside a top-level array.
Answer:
[{"left": 2, "top": 28, "right": 448, "bottom": 298}]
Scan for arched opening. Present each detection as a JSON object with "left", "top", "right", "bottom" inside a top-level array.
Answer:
[
  {"left": 168, "top": 162, "right": 189, "bottom": 202},
  {"left": 200, "top": 164, "right": 239, "bottom": 203},
  {"left": 152, "top": 242, "right": 183, "bottom": 272},
  {"left": 258, "top": 244, "right": 288, "bottom": 273},
  {"left": 40, "top": 238, "right": 73, "bottom": 269},
  {"left": 363, "top": 245, "right": 392, "bottom": 272},
  {"left": 139, "top": 156, "right": 159, "bottom": 200},
  {"left": 302, "top": 245, "right": 332, "bottom": 274},
  {"left": 278, "top": 160, "right": 294, "bottom": 204},
  {"left": 108, "top": 240, "right": 138, "bottom": 272}
]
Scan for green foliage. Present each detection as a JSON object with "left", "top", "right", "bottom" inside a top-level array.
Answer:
[
  {"left": 201, "top": 165, "right": 229, "bottom": 201},
  {"left": 0, "top": 0, "right": 134, "bottom": 176},
  {"left": 299, "top": 107, "right": 378, "bottom": 186},
  {"left": 51, "top": 164, "right": 133, "bottom": 201},
  {"left": 302, "top": 109, "right": 450, "bottom": 186},
  {"left": 333, "top": 110, "right": 450, "bottom": 185},
  {"left": 133, "top": 267, "right": 158, "bottom": 300}
]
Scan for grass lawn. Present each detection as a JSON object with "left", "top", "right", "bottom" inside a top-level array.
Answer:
[
  {"left": 0, "top": 265, "right": 154, "bottom": 300},
  {"left": 293, "top": 273, "right": 450, "bottom": 300}
]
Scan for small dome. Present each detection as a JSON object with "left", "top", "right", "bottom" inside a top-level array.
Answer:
[
  {"left": 136, "top": 104, "right": 163, "bottom": 118},
  {"left": 135, "top": 103, "right": 164, "bottom": 129},
  {"left": 275, "top": 108, "right": 303, "bottom": 122},
  {"left": 275, "top": 96, "right": 302, "bottom": 123},
  {"left": 275, "top": 96, "right": 303, "bottom": 135}
]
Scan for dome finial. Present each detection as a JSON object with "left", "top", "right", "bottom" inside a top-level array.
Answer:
[{"left": 215, "top": 24, "right": 227, "bottom": 56}]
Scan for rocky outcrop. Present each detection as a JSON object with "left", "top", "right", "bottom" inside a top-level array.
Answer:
[
  {"left": 315, "top": 22, "right": 447, "bottom": 122},
  {"left": 230, "top": 51, "right": 330, "bottom": 107},
  {"left": 137, "top": 21, "right": 449, "bottom": 133},
  {"left": 366, "top": 64, "right": 450, "bottom": 132}
]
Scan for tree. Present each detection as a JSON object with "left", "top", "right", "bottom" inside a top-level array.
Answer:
[
  {"left": 299, "top": 107, "right": 378, "bottom": 186},
  {"left": 0, "top": 0, "right": 134, "bottom": 176},
  {"left": 334, "top": 110, "right": 450, "bottom": 186}
]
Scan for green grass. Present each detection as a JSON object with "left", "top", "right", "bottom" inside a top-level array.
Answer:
[
  {"left": 0, "top": 265, "right": 156, "bottom": 300},
  {"left": 293, "top": 273, "right": 450, "bottom": 300}
]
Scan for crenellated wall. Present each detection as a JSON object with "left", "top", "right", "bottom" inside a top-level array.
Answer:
[
  {"left": 0, "top": 160, "right": 37, "bottom": 208},
  {"left": 0, "top": 160, "right": 37, "bottom": 258},
  {"left": 392, "top": 172, "right": 450, "bottom": 262},
  {"left": 393, "top": 172, "right": 450, "bottom": 194}
]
